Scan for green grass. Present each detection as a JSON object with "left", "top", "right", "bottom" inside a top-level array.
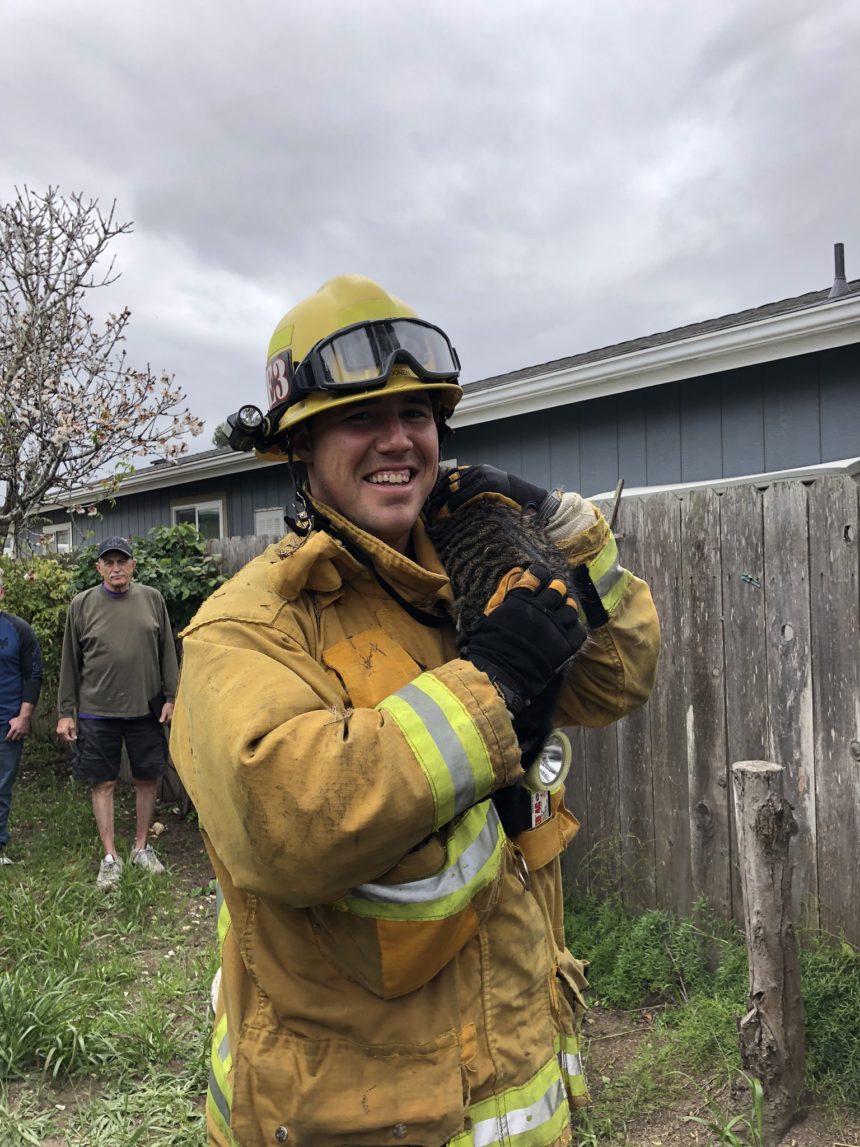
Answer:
[
  {"left": 0, "top": 757, "right": 215, "bottom": 1143},
  {"left": 565, "top": 890, "right": 860, "bottom": 1137}
]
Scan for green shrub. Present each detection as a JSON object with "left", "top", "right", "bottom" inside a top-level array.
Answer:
[
  {"left": 0, "top": 556, "right": 75, "bottom": 689},
  {"left": 800, "top": 931, "right": 860, "bottom": 1106},
  {"left": 71, "top": 523, "right": 225, "bottom": 631},
  {"left": 566, "top": 892, "right": 860, "bottom": 1110}
]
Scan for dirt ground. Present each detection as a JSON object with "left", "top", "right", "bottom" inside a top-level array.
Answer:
[{"left": 581, "top": 1006, "right": 860, "bottom": 1146}]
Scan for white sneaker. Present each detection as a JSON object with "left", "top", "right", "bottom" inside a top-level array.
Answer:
[
  {"left": 130, "top": 844, "right": 165, "bottom": 875},
  {"left": 97, "top": 854, "right": 123, "bottom": 889},
  {"left": 0, "top": 854, "right": 14, "bottom": 866}
]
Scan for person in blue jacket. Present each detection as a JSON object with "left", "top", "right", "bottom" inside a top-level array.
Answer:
[{"left": 0, "top": 568, "right": 43, "bottom": 863}]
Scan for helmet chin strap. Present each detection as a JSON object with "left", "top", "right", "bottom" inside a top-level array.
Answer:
[{"left": 284, "top": 450, "right": 314, "bottom": 537}]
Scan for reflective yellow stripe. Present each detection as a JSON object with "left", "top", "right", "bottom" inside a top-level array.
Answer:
[
  {"left": 587, "top": 535, "right": 631, "bottom": 617},
  {"left": 554, "top": 1031, "right": 588, "bottom": 1102},
  {"left": 338, "top": 802, "right": 504, "bottom": 921},
  {"left": 448, "top": 1053, "right": 570, "bottom": 1146},
  {"left": 208, "top": 1012, "right": 234, "bottom": 1140},
  {"left": 215, "top": 881, "right": 231, "bottom": 952},
  {"left": 378, "top": 672, "right": 494, "bottom": 829}
]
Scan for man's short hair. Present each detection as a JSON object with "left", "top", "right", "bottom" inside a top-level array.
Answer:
[{"left": 96, "top": 536, "right": 134, "bottom": 559}]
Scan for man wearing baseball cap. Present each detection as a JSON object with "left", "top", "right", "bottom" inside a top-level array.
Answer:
[{"left": 57, "top": 536, "right": 179, "bottom": 888}]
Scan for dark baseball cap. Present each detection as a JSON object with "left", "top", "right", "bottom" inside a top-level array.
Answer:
[{"left": 97, "top": 536, "right": 134, "bottom": 559}]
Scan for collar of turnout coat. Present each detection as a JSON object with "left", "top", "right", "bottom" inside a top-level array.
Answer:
[{"left": 268, "top": 499, "right": 455, "bottom": 612}]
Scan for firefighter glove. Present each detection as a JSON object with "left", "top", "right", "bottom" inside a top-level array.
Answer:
[
  {"left": 428, "top": 464, "right": 560, "bottom": 521},
  {"left": 465, "top": 564, "right": 587, "bottom": 716}
]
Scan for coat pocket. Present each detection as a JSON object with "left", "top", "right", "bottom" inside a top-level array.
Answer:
[
  {"left": 323, "top": 627, "right": 423, "bottom": 708},
  {"left": 230, "top": 1019, "right": 467, "bottom": 1146}
]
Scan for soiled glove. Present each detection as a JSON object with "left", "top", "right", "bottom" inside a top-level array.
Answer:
[
  {"left": 465, "top": 564, "right": 587, "bottom": 716},
  {"left": 428, "top": 464, "right": 559, "bottom": 521}
]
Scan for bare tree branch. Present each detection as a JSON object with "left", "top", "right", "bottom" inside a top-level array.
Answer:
[{"left": 0, "top": 187, "right": 203, "bottom": 552}]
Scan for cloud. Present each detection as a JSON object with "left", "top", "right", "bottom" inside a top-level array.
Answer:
[{"left": 2, "top": 0, "right": 858, "bottom": 434}]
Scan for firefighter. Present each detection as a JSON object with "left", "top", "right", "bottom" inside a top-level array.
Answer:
[{"left": 170, "top": 274, "right": 660, "bottom": 1146}]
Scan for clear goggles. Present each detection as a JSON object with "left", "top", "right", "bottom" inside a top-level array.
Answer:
[{"left": 267, "top": 318, "right": 460, "bottom": 408}]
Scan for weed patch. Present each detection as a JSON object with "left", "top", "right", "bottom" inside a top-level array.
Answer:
[
  {"left": 0, "top": 766, "right": 215, "bottom": 1142},
  {"left": 566, "top": 891, "right": 860, "bottom": 1124}
]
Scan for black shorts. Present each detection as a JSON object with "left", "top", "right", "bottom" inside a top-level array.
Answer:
[{"left": 72, "top": 717, "right": 169, "bottom": 783}]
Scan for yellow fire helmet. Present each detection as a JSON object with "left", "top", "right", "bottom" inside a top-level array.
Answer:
[{"left": 253, "top": 275, "right": 463, "bottom": 457}]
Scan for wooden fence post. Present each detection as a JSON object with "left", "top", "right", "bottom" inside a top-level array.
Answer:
[{"left": 731, "top": 760, "right": 805, "bottom": 1144}]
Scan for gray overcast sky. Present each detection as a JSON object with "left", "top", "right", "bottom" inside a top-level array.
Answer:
[{"left": 2, "top": 0, "right": 858, "bottom": 445}]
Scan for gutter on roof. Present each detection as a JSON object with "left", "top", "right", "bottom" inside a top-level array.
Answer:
[
  {"left": 453, "top": 291, "right": 860, "bottom": 428},
  {"left": 40, "top": 450, "right": 285, "bottom": 511}
]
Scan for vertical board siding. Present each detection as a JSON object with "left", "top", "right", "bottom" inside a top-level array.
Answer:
[
  {"left": 682, "top": 487, "right": 731, "bottom": 919},
  {"left": 819, "top": 345, "right": 860, "bottom": 461},
  {"left": 645, "top": 383, "right": 683, "bottom": 486},
  {"left": 720, "top": 367, "right": 765, "bottom": 478},
  {"left": 616, "top": 390, "right": 649, "bottom": 488},
  {"left": 582, "top": 722, "right": 620, "bottom": 896},
  {"left": 641, "top": 493, "right": 693, "bottom": 914},
  {"left": 720, "top": 484, "right": 769, "bottom": 926},
  {"left": 807, "top": 478, "right": 860, "bottom": 937},
  {"left": 762, "top": 357, "right": 822, "bottom": 472},
  {"left": 560, "top": 474, "right": 859, "bottom": 944},
  {"left": 763, "top": 481, "right": 818, "bottom": 928},
  {"left": 614, "top": 496, "right": 657, "bottom": 910}
]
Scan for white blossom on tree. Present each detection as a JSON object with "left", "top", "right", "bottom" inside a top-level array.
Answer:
[{"left": 0, "top": 186, "right": 204, "bottom": 552}]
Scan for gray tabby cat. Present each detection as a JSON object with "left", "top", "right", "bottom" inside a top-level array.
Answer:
[{"left": 427, "top": 499, "right": 578, "bottom": 836}]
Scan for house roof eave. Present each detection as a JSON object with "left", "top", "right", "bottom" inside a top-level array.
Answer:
[
  {"left": 452, "top": 290, "right": 860, "bottom": 429},
  {"left": 40, "top": 450, "right": 286, "bottom": 512}
]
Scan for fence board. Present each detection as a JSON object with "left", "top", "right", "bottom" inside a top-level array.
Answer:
[
  {"left": 642, "top": 493, "right": 693, "bottom": 913},
  {"left": 615, "top": 497, "right": 657, "bottom": 910},
  {"left": 682, "top": 487, "right": 731, "bottom": 919},
  {"left": 582, "top": 723, "right": 620, "bottom": 895},
  {"left": 808, "top": 476, "right": 860, "bottom": 944},
  {"left": 561, "top": 726, "right": 590, "bottom": 892},
  {"left": 763, "top": 482, "right": 817, "bottom": 929},
  {"left": 720, "top": 484, "right": 768, "bottom": 926},
  {"left": 209, "top": 534, "right": 276, "bottom": 577}
]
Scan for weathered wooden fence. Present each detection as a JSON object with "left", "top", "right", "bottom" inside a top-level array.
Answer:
[
  {"left": 207, "top": 533, "right": 279, "bottom": 575},
  {"left": 562, "top": 473, "right": 860, "bottom": 945},
  {"left": 207, "top": 474, "right": 860, "bottom": 943}
]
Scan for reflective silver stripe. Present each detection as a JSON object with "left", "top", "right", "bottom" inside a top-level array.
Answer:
[
  {"left": 208, "top": 1064, "right": 232, "bottom": 1127},
  {"left": 594, "top": 560, "right": 624, "bottom": 600},
  {"left": 354, "top": 803, "right": 500, "bottom": 906},
  {"left": 470, "top": 1079, "right": 567, "bottom": 1147},
  {"left": 396, "top": 682, "right": 476, "bottom": 814},
  {"left": 559, "top": 1049, "right": 582, "bottom": 1077}
]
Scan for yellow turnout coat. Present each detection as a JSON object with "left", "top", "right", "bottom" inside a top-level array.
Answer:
[{"left": 170, "top": 494, "right": 660, "bottom": 1146}]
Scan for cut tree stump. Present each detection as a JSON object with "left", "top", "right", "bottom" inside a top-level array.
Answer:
[{"left": 731, "top": 760, "right": 805, "bottom": 1145}]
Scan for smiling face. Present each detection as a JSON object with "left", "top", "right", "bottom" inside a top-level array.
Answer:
[
  {"left": 96, "top": 551, "right": 136, "bottom": 592},
  {"left": 294, "top": 390, "right": 440, "bottom": 553}
]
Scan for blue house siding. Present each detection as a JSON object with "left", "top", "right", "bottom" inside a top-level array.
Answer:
[
  {"left": 40, "top": 462, "right": 297, "bottom": 544},
  {"left": 452, "top": 343, "right": 860, "bottom": 496}
]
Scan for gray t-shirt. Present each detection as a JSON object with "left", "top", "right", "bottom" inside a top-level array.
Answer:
[{"left": 58, "top": 582, "right": 179, "bottom": 719}]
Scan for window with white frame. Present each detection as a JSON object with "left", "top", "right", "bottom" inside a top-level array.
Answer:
[
  {"left": 171, "top": 499, "right": 225, "bottom": 540},
  {"left": 35, "top": 523, "right": 73, "bottom": 554},
  {"left": 254, "top": 507, "right": 287, "bottom": 537}
]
